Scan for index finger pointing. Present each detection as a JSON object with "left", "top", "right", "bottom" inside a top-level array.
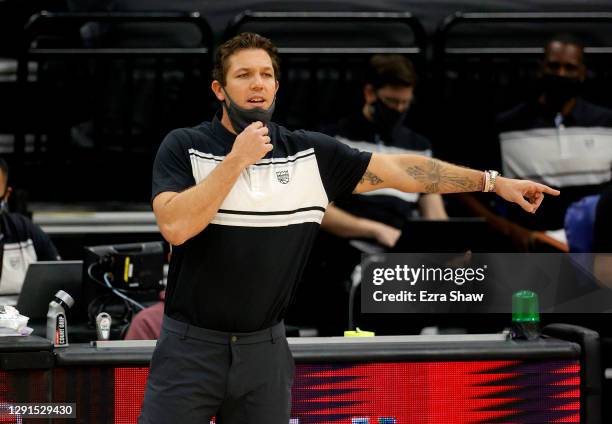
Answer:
[{"left": 538, "top": 184, "right": 560, "bottom": 196}]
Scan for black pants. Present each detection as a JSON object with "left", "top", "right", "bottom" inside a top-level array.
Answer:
[{"left": 139, "top": 315, "right": 294, "bottom": 424}]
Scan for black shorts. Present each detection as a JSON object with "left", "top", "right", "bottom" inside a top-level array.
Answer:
[{"left": 139, "top": 315, "right": 294, "bottom": 424}]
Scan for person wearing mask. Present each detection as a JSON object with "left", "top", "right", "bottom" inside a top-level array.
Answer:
[
  {"left": 497, "top": 34, "right": 612, "bottom": 231},
  {"left": 322, "top": 55, "right": 447, "bottom": 248},
  {"left": 0, "top": 159, "right": 60, "bottom": 305},
  {"left": 140, "top": 32, "right": 559, "bottom": 424}
]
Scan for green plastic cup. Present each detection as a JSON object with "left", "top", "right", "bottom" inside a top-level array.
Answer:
[{"left": 512, "top": 290, "right": 540, "bottom": 323}]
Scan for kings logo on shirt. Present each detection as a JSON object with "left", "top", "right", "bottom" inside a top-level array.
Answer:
[{"left": 276, "top": 169, "right": 290, "bottom": 184}]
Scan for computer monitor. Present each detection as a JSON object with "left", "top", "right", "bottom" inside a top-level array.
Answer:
[
  {"left": 83, "top": 242, "right": 164, "bottom": 291},
  {"left": 16, "top": 261, "right": 83, "bottom": 320},
  {"left": 80, "top": 242, "right": 164, "bottom": 325},
  {"left": 393, "top": 218, "right": 493, "bottom": 253}
]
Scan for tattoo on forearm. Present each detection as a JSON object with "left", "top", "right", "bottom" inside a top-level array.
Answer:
[
  {"left": 404, "top": 159, "right": 481, "bottom": 193},
  {"left": 360, "top": 171, "right": 384, "bottom": 186}
]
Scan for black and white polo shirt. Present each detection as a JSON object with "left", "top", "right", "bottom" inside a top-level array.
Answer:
[
  {"left": 152, "top": 115, "right": 371, "bottom": 332},
  {"left": 0, "top": 213, "right": 60, "bottom": 305},
  {"left": 496, "top": 97, "right": 612, "bottom": 230}
]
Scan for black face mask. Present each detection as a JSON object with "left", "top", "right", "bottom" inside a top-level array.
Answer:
[
  {"left": 221, "top": 88, "right": 275, "bottom": 134},
  {"left": 540, "top": 74, "right": 582, "bottom": 110},
  {"left": 370, "top": 99, "right": 407, "bottom": 140}
]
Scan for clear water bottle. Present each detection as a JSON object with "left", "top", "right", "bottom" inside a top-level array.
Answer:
[{"left": 46, "top": 290, "right": 74, "bottom": 347}]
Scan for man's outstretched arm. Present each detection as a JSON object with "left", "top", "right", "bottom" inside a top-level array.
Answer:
[{"left": 355, "top": 153, "right": 560, "bottom": 213}]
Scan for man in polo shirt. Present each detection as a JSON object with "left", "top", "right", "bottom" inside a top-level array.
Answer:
[
  {"left": 497, "top": 35, "right": 612, "bottom": 231},
  {"left": 140, "top": 32, "right": 560, "bottom": 424},
  {"left": 322, "top": 54, "right": 447, "bottom": 248},
  {"left": 0, "top": 159, "right": 60, "bottom": 305}
]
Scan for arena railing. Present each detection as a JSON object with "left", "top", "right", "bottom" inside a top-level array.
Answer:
[
  {"left": 431, "top": 11, "right": 612, "bottom": 167},
  {"left": 223, "top": 11, "right": 427, "bottom": 131},
  {"left": 14, "top": 11, "right": 214, "bottom": 202}
]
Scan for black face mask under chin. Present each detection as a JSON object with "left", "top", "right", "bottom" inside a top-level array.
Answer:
[
  {"left": 370, "top": 99, "right": 407, "bottom": 141},
  {"left": 221, "top": 89, "right": 275, "bottom": 134},
  {"left": 539, "top": 74, "right": 582, "bottom": 111}
]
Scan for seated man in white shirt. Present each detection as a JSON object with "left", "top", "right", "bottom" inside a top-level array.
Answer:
[
  {"left": 497, "top": 35, "right": 612, "bottom": 231},
  {"left": 0, "top": 159, "right": 60, "bottom": 305}
]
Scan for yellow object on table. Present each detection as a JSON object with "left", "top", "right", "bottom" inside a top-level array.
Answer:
[{"left": 343, "top": 327, "right": 375, "bottom": 337}]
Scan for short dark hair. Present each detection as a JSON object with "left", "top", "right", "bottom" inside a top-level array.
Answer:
[
  {"left": 365, "top": 54, "right": 417, "bottom": 89},
  {"left": 213, "top": 32, "right": 280, "bottom": 86}
]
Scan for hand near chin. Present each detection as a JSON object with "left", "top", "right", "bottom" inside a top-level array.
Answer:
[{"left": 228, "top": 122, "right": 272, "bottom": 168}]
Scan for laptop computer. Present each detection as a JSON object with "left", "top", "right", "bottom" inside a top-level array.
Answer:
[
  {"left": 392, "top": 218, "right": 492, "bottom": 253},
  {"left": 16, "top": 261, "right": 83, "bottom": 320}
]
